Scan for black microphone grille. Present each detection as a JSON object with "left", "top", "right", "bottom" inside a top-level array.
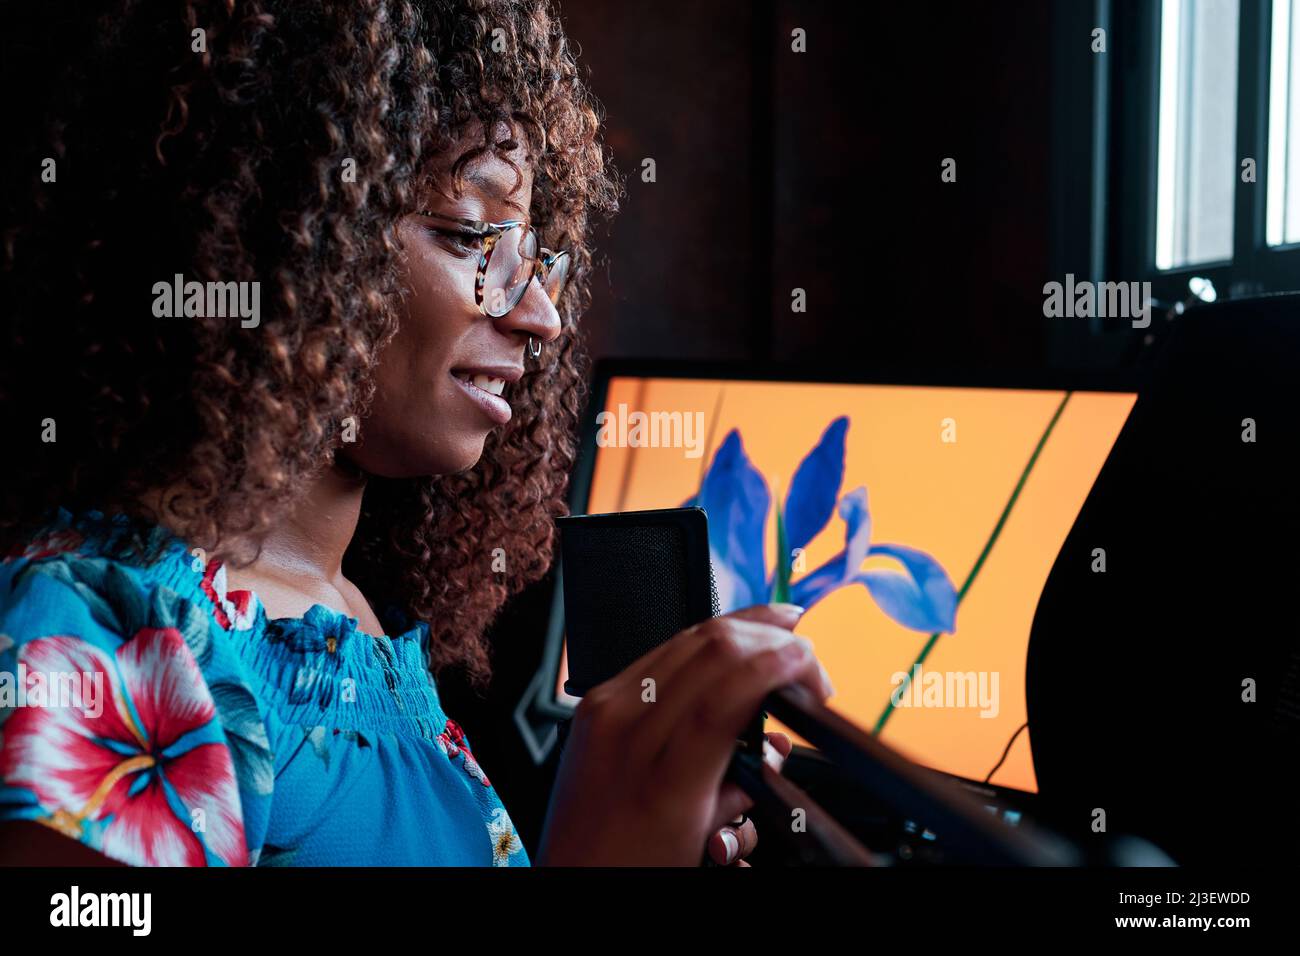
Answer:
[{"left": 558, "top": 509, "right": 715, "bottom": 696}]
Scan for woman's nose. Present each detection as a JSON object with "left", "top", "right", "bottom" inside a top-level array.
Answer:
[{"left": 494, "top": 274, "right": 563, "bottom": 345}]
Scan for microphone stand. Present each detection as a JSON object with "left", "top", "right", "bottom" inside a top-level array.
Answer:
[{"left": 724, "top": 686, "right": 1082, "bottom": 867}]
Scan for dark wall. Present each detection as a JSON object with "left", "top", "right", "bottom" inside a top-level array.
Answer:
[
  {"left": 558, "top": 0, "right": 761, "bottom": 360},
  {"left": 437, "top": 0, "right": 1058, "bottom": 855},
  {"left": 566, "top": 0, "right": 1053, "bottom": 369}
]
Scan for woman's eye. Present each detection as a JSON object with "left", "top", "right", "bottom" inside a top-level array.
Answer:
[{"left": 427, "top": 227, "right": 483, "bottom": 254}]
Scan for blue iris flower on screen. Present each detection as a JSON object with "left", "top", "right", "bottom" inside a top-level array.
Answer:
[{"left": 686, "top": 417, "right": 958, "bottom": 633}]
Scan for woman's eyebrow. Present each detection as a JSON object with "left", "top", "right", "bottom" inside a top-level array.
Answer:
[{"left": 463, "top": 167, "right": 527, "bottom": 215}]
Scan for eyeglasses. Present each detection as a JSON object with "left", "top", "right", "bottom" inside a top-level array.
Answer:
[{"left": 416, "top": 211, "right": 571, "bottom": 319}]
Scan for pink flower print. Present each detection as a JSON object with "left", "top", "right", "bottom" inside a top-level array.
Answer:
[
  {"left": 0, "top": 628, "right": 248, "bottom": 866},
  {"left": 7, "top": 528, "right": 86, "bottom": 562},
  {"left": 200, "top": 562, "right": 257, "bottom": 632},
  {"left": 436, "top": 718, "right": 491, "bottom": 787}
]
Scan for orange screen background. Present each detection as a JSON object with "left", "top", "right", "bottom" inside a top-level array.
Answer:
[{"left": 557, "top": 378, "right": 1136, "bottom": 793}]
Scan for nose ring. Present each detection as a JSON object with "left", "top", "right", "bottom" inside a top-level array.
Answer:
[{"left": 527, "top": 336, "right": 542, "bottom": 359}]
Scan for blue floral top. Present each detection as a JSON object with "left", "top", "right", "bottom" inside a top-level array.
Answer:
[{"left": 0, "top": 509, "right": 529, "bottom": 867}]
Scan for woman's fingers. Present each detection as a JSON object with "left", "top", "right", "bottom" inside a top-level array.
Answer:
[
  {"left": 707, "top": 734, "right": 794, "bottom": 862},
  {"left": 712, "top": 781, "right": 753, "bottom": 830},
  {"left": 650, "top": 624, "right": 828, "bottom": 790},
  {"left": 640, "top": 603, "right": 805, "bottom": 696},
  {"left": 616, "top": 612, "right": 817, "bottom": 769},
  {"left": 708, "top": 817, "right": 759, "bottom": 865},
  {"left": 725, "top": 603, "right": 806, "bottom": 627},
  {"left": 765, "top": 731, "right": 793, "bottom": 764},
  {"left": 644, "top": 618, "right": 828, "bottom": 748},
  {"left": 633, "top": 604, "right": 805, "bottom": 709},
  {"left": 560, "top": 605, "right": 824, "bottom": 866},
  {"left": 709, "top": 735, "right": 793, "bottom": 829}
]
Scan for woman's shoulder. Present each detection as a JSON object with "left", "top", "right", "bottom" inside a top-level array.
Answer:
[
  {"left": 2, "top": 507, "right": 258, "bottom": 628},
  {"left": 0, "top": 508, "right": 273, "bottom": 866}
]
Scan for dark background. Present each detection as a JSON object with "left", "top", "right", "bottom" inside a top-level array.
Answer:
[
  {"left": 571, "top": 0, "right": 1054, "bottom": 368},
  {"left": 438, "top": 0, "right": 1065, "bottom": 855}
]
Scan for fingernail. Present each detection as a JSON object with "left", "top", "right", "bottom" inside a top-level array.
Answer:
[
  {"left": 720, "top": 829, "right": 739, "bottom": 864},
  {"left": 764, "top": 742, "right": 783, "bottom": 768},
  {"left": 769, "top": 602, "right": 806, "bottom": 619}
]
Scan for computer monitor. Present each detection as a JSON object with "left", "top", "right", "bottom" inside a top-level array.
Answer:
[{"left": 526, "top": 364, "right": 1137, "bottom": 794}]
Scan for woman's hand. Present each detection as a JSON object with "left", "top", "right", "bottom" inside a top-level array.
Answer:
[
  {"left": 705, "top": 731, "right": 793, "bottom": 866},
  {"left": 537, "top": 603, "right": 832, "bottom": 866}
]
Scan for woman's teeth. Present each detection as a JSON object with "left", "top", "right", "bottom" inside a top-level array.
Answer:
[{"left": 457, "top": 372, "right": 506, "bottom": 396}]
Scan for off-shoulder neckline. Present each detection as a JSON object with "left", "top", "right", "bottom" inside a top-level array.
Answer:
[
  {"left": 42, "top": 505, "right": 427, "bottom": 643},
  {"left": 239, "top": 590, "right": 426, "bottom": 643}
]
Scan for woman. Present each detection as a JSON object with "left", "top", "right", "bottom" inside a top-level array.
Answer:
[{"left": 0, "top": 0, "right": 831, "bottom": 866}]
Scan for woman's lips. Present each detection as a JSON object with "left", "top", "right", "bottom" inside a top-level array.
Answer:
[{"left": 451, "top": 370, "right": 512, "bottom": 425}]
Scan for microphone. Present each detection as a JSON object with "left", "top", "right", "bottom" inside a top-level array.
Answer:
[
  {"left": 556, "top": 507, "right": 765, "bottom": 756},
  {"left": 555, "top": 506, "right": 1082, "bottom": 867}
]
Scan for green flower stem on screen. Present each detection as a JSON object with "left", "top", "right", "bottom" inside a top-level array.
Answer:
[
  {"left": 871, "top": 391, "right": 1073, "bottom": 736},
  {"left": 773, "top": 498, "right": 791, "bottom": 604}
]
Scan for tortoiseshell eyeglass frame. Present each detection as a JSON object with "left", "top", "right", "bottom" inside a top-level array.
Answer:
[{"left": 416, "top": 211, "right": 572, "bottom": 318}]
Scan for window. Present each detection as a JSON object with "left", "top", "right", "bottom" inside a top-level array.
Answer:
[
  {"left": 1268, "top": 0, "right": 1300, "bottom": 245},
  {"left": 1154, "top": 0, "right": 1239, "bottom": 270},
  {"left": 1091, "top": 0, "right": 1300, "bottom": 302}
]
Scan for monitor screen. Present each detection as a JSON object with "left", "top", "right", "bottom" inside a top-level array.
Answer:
[{"left": 554, "top": 376, "right": 1137, "bottom": 793}]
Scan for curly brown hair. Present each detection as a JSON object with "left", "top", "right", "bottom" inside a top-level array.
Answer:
[{"left": 0, "top": 0, "right": 619, "bottom": 683}]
